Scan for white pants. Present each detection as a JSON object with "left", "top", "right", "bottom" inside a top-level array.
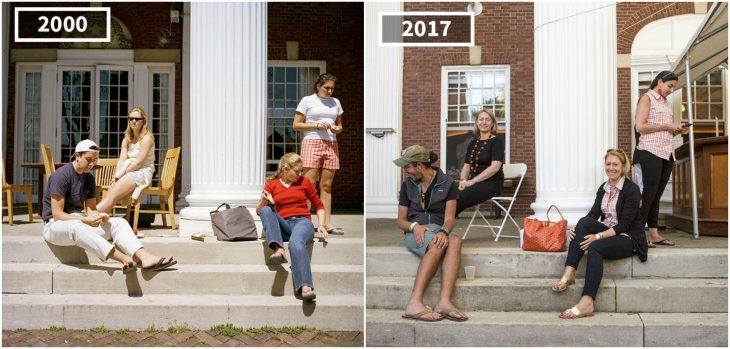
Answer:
[{"left": 43, "top": 213, "right": 143, "bottom": 261}]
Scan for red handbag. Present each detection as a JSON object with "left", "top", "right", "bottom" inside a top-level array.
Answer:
[{"left": 522, "top": 205, "right": 567, "bottom": 252}]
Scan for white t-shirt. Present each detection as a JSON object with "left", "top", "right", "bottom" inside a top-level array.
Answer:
[{"left": 296, "top": 94, "right": 344, "bottom": 141}]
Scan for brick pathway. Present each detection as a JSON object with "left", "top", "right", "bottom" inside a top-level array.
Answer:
[{"left": 3, "top": 329, "right": 363, "bottom": 347}]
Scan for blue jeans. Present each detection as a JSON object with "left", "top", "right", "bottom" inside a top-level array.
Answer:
[{"left": 259, "top": 206, "right": 314, "bottom": 293}]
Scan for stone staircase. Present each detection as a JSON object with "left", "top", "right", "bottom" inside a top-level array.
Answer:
[
  {"left": 2, "top": 218, "right": 364, "bottom": 331},
  {"left": 366, "top": 246, "right": 728, "bottom": 346}
]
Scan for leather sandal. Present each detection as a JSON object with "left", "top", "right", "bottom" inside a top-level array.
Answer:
[
  {"left": 551, "top": 276, "right": 575, "bottom": 293},
  {"left": 402, "top": 306, "right": 444, "bottom": 322}
]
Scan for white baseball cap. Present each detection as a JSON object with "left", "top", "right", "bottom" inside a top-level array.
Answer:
[{"left": 74, "top": 139, "right": 100, "bottom": 154}]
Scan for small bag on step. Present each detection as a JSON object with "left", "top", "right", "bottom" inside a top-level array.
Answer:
[{"left": 210, "top": 203, "right": 258, "bottom": 241}]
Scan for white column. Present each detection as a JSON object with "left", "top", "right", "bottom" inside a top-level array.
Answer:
[
  {"left": 364, "top": 2, "right": 403, "bottom": 218},
  {"left": 179, "top": 2, "right": 267, "bottom": 236},
  {"left": 532, "top": 2, "right": 617, "bottom": 225}
]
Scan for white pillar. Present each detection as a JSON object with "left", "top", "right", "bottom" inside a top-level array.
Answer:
[
  {"left": 364, "top": 2, "right": 403, "bottom": 218},
  {"left": 532, "top": 2, "right": 617, "bottom": 225},
  {"left": 179, "top": 2, "right": 267, "bottom": 236}
]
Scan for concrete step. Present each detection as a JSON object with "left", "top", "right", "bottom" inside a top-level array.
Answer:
[
  {"left": 3, "top": 236, "right": 363, "bottom": 265},
  {"left": 366, "top": 276, "right": 727, "bottom": 313},
  {"left": 3, "top": 263, "right": 363, "bottom": 296},
  {"left": 366, "top": 246, "right": 727, "bottom": 278},
  {"left": 3, "top": 293, "right": 363, "bottom": 331},
  {"left": 366, "top": 309, "right": 727, "bottom": 347}
]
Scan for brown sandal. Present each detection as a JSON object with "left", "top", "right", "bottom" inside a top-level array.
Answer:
[{"left": 402, "top": 306, "right": 444, "bottom": 322}]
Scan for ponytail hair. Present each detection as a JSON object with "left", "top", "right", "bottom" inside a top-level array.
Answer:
[
  {"left": 267, "top": 152, "right": 303, "bottom": 182},
  {"left": 649, "top": 71, "right": 678, "bottom": 90}
]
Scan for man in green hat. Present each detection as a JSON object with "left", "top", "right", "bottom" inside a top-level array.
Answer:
[{"left": 392, "top": 145, "right": 469, "bottom": 322}]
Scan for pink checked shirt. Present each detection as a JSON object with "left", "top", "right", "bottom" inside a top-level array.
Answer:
[
  {"left": 637, "top": 90, "right": 674, "bottom": 160},
  {"left": 601, "top": 177, "right": 625, "bottom": 228}
]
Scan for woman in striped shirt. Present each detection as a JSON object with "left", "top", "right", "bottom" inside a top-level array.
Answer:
[{"left": 632, "top": 71, "right": 688, "bottom": 247}]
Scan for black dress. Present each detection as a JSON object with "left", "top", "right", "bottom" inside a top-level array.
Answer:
[{"left": 456, "top": 136, "right": 505, "bottom": 215}]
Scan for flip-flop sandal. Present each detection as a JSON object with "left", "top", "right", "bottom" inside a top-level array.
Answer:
[
  {"left": 652, "top": 239, "right": 675, "bottom": 246},
  {"left": 647, "top": 241, "right": 657, "bottom": 248},
  {"left": 122, "top": 263, "right": 137, "bottom": 274},
  {"left": 301, "top": 290, "right": 317, "bottom": 301},
  {"left": 559, "top": 306, "right": 594, "bottom": 319},
  {"left": 437, "top": 307, "right": 469, "bottom": 322},
  {"left": 551, "top": 276, "right": 575, "bottom": 293},
  {"left": 402, "top": 307, "right": 444, "bottom": 322},
  {"left": 327, "top": 227, "right": 345, "bottom": 235},
  {"left": 141, "top": 257, "right": 177, "bottom": 272},
  {"left": 269, "top": 252, "right": 288, "bottom": 264}
]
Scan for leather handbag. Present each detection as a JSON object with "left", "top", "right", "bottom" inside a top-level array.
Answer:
[
  {"left": 522, "top": 205, "right": 567, "bottom": 252},
  {"left": 210, "top": 203, "right": 258, "bottom": 241}
]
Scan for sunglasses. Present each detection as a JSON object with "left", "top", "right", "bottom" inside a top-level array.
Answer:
[{"left": 128, "top": 117, "right": 143, "bottom": 121}]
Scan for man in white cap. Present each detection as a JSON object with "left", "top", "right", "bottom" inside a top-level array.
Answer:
[{"left": 42, "top": 139, "right": 176, "bottom": 273}]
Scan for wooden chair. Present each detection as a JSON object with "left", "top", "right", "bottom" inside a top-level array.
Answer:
[
  {"left": 40, "top": 144, "right": 56, "bottom": 182},
  {"left": 2, "top": 157, "right": 33, "bottom": 225},
  {"left": 95, "top": 158, "right": 126, "bottom": 216},
  {"left": 130, "top": 147, "right": 181, "bottom": 231}
]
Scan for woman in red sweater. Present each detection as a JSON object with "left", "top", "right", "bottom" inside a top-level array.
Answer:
[{"left": 256, "top": 153, "right": 327, "bottom": 301}]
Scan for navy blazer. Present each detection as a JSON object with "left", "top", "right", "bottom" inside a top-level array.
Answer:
[{"left": 587, "top": 178, "right": 648, "bottom": 262}]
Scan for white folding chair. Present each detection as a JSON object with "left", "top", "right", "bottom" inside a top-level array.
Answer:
[{"left": 463, "top": 163, "right": 527, "bottom": 241}]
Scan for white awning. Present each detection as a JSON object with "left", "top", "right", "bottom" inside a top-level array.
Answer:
[{"left": 671, "top": 2, "right": 728, "bottom": 88}]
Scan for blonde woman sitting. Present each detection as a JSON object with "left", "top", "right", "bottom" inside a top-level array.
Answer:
[
  {"left": 97, "top": 107, "right": 155, "bottom": 214},
  {"left": 256, "top": 153, "right": 328, "bottom": 301}
]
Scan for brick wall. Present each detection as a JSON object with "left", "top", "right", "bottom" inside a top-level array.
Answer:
[
  {"left": 6, "top": 2, "right": 185, "bottom": 198},
  {"left": 402, "top": 2, "right": 536, "bottom": 216},
  {"left": 268, "top": 2, "right": 364, "bottom": 211}
]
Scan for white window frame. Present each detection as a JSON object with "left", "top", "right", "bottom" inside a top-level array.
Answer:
[
  {"left": 13, "top": 54, "right": 175, "bottom": 200},
  {"left": 13, "top": 64, "right": 43, "bottom": 197},
  {"left": 266, "top": 60, "right": 326, "bottom": 176},
  {"left": 440, "top": 65, "right": 511, "bottom": 174},
  {"left": 95, "top": 65, "right": 134, "bottom": 158},
  {"left": 147, "top": 64, "right": 177, "bottom": 188}
]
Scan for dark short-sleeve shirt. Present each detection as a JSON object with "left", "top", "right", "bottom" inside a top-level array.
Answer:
[
  {"left": 42, "top": 163, "right": 96, "bottom": 222},
  {"left": 399, "top": 168, "right": 459, "bottom": 226},
  {"left": 463, "top": 136, "right": 505, "bottom": 181}
]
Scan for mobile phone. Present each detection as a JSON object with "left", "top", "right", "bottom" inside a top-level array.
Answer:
[
  {"left": 262, "top": 191, "right": 275, "bottom": 204},
  {"left": 682, "top": 123, "right": 692, "bottom": 128}
]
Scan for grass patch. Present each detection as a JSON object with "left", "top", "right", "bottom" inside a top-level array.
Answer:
[
  {"left": 246, "top": 325, "right": 318, "bottom": 336},
  {"left": 210, "top": 323, "right": 245, "bottom": 337},
  {"left": 144, "top": 325, "right": 162, "bottom": 333},
  {"left": 90, "top": 326, "right": 111, "bottom": 333},
  {"left": 115, "top": 328, "right": 129, "bottom": 334},
  {"left": 48, "top": 326, "right": 66, "bottom": 331},
  {"left": 167, "top": 324, "right": 190, "bottom": 334},
  {"left": 14, "top": 328, "right": 27, "bottom": 333}
]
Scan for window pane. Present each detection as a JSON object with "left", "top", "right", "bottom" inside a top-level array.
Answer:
[{"left": 266, "top": 65, "right": 321, "bottom": 177}]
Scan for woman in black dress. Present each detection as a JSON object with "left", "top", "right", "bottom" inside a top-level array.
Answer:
[{"left": 456, "top": 109, "right": 505, "bottom": 215}]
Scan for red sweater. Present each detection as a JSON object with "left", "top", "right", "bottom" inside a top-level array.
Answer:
[{"left": 263, "top": 177, "right": 325, "bottom": 219}]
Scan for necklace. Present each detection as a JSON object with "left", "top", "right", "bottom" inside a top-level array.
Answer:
[
  {"left": 469, "top": 136, "right": 491, "bottom": 175},
  {"left": 419, "top": 170, "right": 435, "bottom": 209}
]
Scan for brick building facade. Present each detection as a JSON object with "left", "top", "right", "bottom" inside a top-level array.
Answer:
[
  {"left": 400, "top": 2, "right": 699, "bottom": 216},
  {"left": 4, "top": 2, "right": 364, "bottom": 212}
]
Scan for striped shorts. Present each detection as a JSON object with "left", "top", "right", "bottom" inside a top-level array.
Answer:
[{"left": 301, "top": 139, "right": 340, "bottom": 170}]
